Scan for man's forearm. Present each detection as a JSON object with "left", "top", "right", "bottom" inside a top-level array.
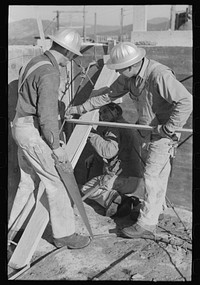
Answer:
[
  {"left": 165, "top": 97, "right": 193, "bottom": 133},
  {"left": 82, "top": 94, "right": 112, "bottom": 112},
  {"left": 89, "top": 133, "right": 119, "bottom": 160}
]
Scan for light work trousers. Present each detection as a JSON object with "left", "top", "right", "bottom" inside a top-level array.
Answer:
[
  {"left": 81, "top": 174, "right": 143, "bottom": 208},
  {"left": 137, "top": 136, "right": 175, "bottom": 232},
  {"left": 8, "top": 113, "right": 75, "bottom": 238}
]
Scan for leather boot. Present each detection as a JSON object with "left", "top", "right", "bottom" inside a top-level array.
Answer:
[
  {"left": 53, "top": 233, "right": 91, "bottom": 249},
  {"left": 121, "top": 223, "right": 155, "bottom": 239}
]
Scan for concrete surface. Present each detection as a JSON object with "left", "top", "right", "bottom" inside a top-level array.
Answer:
[
  {"left": 8, "top": 202, "right": 192, "bottom": 281},
  {"left": 131, "top": 30, "right": 192, "bottom": 46}
]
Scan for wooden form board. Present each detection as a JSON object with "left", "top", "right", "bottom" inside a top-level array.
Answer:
[
  {"left": 8, "top": 183, "right": 45, "bottom": 236},
  {"left": 8, "top": 55, "right": 119, "bottom": 272},
  {"left": 65, "top": 55, "right": 119, "bottom": 167},
  {"left": 35, "top": 7, "right": 47, "bottom": 52},
  {"left": 8, "top": 187, "right": 49, "bottom": 270},
  {"left": 94, "top": 55, "right": 119, "bottom": 89},
  {"left": 65, "top": 110, "right": 99, "bottom": 168}
]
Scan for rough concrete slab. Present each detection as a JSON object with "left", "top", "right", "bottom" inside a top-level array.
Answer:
[{"left": 9, "top": 201, "right": 192, "bottom": 281}]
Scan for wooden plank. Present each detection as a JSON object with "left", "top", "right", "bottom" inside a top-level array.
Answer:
[
  {"left": 94, "top": 55, "right": 119, "bottom": 89},
  {"left": 65, "top": 110, "right": 99, "bottom": 168},
  {"left": 35, "top": 7, "right": 47, "bottom": 52},
  {"left": 8, "top": 191, "right": 49, "bottom": 269},
  {"left": 8, "top": 264, "right": 30, "bottom": 280},
  {"left": 8, "top": 183, "right": 45, "bottom": 239},
  {"left": 66, "top": 55, "right": 120, "bottom": 167}
]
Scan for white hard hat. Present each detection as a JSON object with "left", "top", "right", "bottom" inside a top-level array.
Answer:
[
  {"left": 106, "top": 42, "right": 146, "bottom": 70},
  {"left": 49, "top": 28, "right": 82, "bottom": 56}
]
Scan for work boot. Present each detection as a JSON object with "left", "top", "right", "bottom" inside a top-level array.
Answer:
[
  {"left": 116, "top": 196, "right": 133, "bottom": 217},
  {"left": 53, "top": 233, "right": 91, "bottom": 249},
  {"left": 104, "top": 191, "right": 122, "bottom": 217},
  {"left": 121, "top": 223, "right": 155, "bottom": 239}
]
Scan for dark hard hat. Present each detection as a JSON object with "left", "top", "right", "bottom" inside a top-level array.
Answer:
[{"left": 100, "top": 102, "right": 122, "bottom": 118}]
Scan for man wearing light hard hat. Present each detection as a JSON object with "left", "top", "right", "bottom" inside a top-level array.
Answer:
[
  {"left": 8, "top": 28, "right": 91, "bottom": 252},
  {"left": 66, "top": 42, "right": 192, "bottom": 239}
]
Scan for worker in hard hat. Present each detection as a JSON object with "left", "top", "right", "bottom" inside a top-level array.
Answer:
[
  {"left": 8, "top": 28, "right": 91, "bottom": 251},
  {"left": 66, "top": 42, "right": 192, "bottom": 239},
  {"left": 82, "top": 102, "right": 143, "bottom": 217}
]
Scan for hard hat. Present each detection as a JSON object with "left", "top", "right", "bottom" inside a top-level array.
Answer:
[
  {"left": 49, "top": 28, "right": 82, "bottom": 56},
  {"left": 100, "top": 102, "right": 122, "bottom": 119},
  {"left": 106, "top": 42, "right": 146, "bottom": 70}
]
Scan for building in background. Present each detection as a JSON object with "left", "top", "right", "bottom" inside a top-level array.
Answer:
[{"left": 175, "top": 5, "right": 192, "bottom": 30}]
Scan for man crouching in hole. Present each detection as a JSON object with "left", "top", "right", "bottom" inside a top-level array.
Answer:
[{"left": 81, "top": 102, "right": 143, "bottom": 218}]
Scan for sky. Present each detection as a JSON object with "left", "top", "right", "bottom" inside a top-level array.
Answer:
[{"left": 8, "top": 5, "right": 189, "bottom": 26}]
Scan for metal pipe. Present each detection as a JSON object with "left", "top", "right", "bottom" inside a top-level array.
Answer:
[{"left": 66, "top": 119, "right": 193, "bottom": 133}]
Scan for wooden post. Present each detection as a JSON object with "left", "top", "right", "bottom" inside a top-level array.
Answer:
[
  {"left": 83, "top": 6, "right": 86, "bottom": 41},
  {"left": 35, "top": 7, "right": 47, "bottom": 52},
  {"left": 94, "top": 12, "right": 97, "bottom": 43}
]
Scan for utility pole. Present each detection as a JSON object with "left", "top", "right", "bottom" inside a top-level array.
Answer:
[
  {"left": 170, "top": 5, "right": 176, "bottom": 30},
  {"left": 94, "top": 12, "right": 97, "bottom": 42},
  {"left": 53, "top": 10, "right": 84, "bottom": 31},
  {"left": 55, "top": 10, "right": 59, "bottom": 31},
  {"left": 83, "top": 6, "right": 86, "bottom": 42},
  {"left": 120, "top": 8, "right": 124, "bottom": 42}
]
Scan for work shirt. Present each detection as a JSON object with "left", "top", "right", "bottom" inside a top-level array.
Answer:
[
  {"left": 82, "top": 57, "right": 193, "bottom": 134},
  {"left": 16, "top": 51, "right": 61, "bottom": 149},
  {"left": 89, "top": 116, "right": 142, "bottom": 177}
]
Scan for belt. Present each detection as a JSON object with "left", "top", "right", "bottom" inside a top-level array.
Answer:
[{"left": 12, "top": 112, "right": 39, "bottom": 128}]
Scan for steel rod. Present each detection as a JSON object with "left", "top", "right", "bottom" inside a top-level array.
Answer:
[{"left": 67, "top": 119, "right": 193, "bottom": 133}]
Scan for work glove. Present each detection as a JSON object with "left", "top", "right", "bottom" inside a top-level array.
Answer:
[
  {"left": 65, "top": 105, "right": 85, "bottom": 118},
  {"left": 88, "top": 128, "right": 98, "bottom": 139},
  {"left": 153, "top": 124, "right": 175, "bottom": 139},
  {"left": 85, "top": 154, "right": 94, "bottom": 169},
  {"left": 52, "top": 143, "right": 68, "bottom": 163}
]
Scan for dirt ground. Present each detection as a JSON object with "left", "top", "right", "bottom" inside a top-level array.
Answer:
[{"left": 8, "top": 197, "right": 192, "bottom": 281}]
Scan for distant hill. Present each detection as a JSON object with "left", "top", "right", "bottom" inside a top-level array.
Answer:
[
  {"left": 147, "top": 17, "right": 170, "bottom": 31},
  {"left": 8, "top": 17, "right": 170, "bottom": 45},
  {"left": 148, "top": 17, "right": 169, "bottom": 25}
]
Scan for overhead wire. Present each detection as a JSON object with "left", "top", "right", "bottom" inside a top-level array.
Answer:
[
  {"left": 44, "top": 16, "right": 57, "bottom": 33},
  {"left": 95, "top": 7, "right": 121, "bottom": 16}
]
